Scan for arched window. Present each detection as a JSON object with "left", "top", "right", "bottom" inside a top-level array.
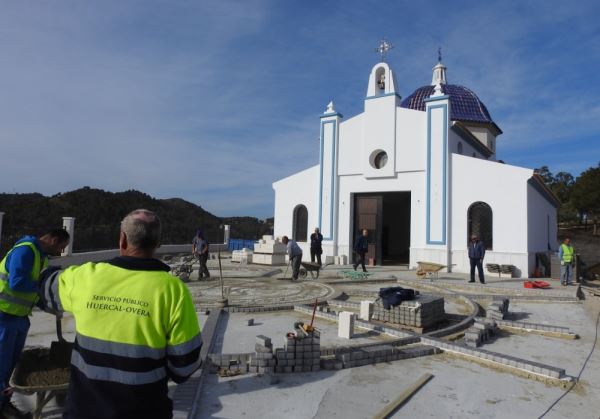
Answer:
[
  {"left": 468, "top": 202, "right": 493, "bottom": 250},
  {"left": 293, "top": 205, "right": 308, "bottom": 242}
]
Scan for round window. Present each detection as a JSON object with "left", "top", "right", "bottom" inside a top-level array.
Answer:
[{"left": 370, "top": 150, "right": 388, "bottom": 169}]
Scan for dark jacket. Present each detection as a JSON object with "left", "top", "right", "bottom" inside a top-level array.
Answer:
[
  {"left": 310, "top": 233, "right": 323, "bottom": 251},
  {"left": 354, "top": 235, "right": 369, "bottom": 254},
  {"left": 468, "top": 240, "right": 486, "bottom": 259}
]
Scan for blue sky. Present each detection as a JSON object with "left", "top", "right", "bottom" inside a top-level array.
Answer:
[{"left": 0, "top": 1, "right": 598, "bottom": 218}]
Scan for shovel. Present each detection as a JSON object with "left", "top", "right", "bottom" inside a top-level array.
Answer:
[
  {"left": 283, "top": 260, "right": 291, "bottom": 280},
  {"left": 49, "top": 312, "right": 73, "bottom": 366}
]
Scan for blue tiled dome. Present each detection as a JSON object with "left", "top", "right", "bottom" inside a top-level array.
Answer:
[{"left": 400, "top": 84, "right": 496, "bottom": 126}]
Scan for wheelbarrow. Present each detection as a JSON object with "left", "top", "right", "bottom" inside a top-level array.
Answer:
[
  {"left": 299, "top": 262, "right": 322, "bottom": 279},
  {"left": 10, "top": 314, "right": 72, "bottom": 419},
  {"left": 416, "top": 261, "right": 447, "bottom": 281},
  {"left": 10, "top": 347, "right": 70, "bottom": 419}
]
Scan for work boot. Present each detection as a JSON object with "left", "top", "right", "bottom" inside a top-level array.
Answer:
[{"left": 0, "top": 401, "right": 33, "bottom": 419}]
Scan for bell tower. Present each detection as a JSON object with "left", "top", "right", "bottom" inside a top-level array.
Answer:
[{"left": 363, "top": 39, "right": 401, "bottom": 179}]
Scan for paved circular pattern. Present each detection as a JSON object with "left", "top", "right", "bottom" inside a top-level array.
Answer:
[{"left": 187, "top": 278, "right": 336, "bottom": 306}]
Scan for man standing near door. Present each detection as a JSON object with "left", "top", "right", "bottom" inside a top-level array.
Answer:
[
  {"left": 353, "top": 229, "right": 369, "bottom": 272},
  {"left": 468, "top": 234, "right": 486, "bottom": 284},
  {"left": 310, "top": 227, "right": 323, "bottom": 266}
]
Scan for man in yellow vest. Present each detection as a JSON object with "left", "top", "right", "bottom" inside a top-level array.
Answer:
[
  {"left": 1, "top": 228, "right": 70, "bottom": 419},
  {"left": 559, "top": 237, "right": 575, "bottom": 286},
  {"left": 38, "top": 209, "right": 202, "bottom": 419}
]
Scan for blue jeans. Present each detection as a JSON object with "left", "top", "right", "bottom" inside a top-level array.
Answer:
[
  {"left": 0, "top": 313, "right": 30, "bottom": 403},
  {"left": 560, "top": 263, "right": 574, "bottom": 284}
]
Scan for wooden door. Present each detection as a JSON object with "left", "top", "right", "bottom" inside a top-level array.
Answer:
[{"left": 354, "top": 195, "right": 382, "bottom": 265}]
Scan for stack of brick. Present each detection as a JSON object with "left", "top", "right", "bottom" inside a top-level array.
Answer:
[
  {"left": 274, "top": 325, "right": 321, "bottom": 373},
  {"left": 252, "top": 235, "right": 287, "bottom": 265},
  {"left": 486, "top": 298, "right": 509, "bottom": 320},
  {"left": 249, "top": 335, "right": 277, "bottom": 374},
  {"left": 464, "top": 318, "right": 498, "bottom": 347},
  {"left": 321, "top": 345, "right": 437, "bottom": 370},
  {"left": 371, "top": 294, "right": 445, "bottom": 329}
]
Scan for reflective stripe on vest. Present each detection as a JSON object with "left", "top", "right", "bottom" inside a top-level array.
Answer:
[
  {"left": 561, "top": 244, "right": 574, "bottom": 263},
  {"left": 0, "top": 241, "right": 46, "bottom": 316},
  {"left": 77, "top": 333, "right": 166, "bottom": 360},
  {"left": 71, "top": 350, "right": 167, "bottom": 385}
]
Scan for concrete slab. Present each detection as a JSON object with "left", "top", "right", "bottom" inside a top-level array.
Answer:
[
  {"left": 10, "top": 258, "right": 600, "bottom": 419},
  {"left": 213, "top": 311, "right": 395, "bottom": 354}
]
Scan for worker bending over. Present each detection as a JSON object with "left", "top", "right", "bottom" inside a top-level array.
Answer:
[{"left": 0, "top": 228, "right": 70, "bottom": 419}]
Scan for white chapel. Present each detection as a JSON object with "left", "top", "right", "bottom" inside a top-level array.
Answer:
[{"left": 272, "top": 52, "right": 558, "bottom": 278}]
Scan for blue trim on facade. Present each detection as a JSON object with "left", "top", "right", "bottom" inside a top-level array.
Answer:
[
  {"left": 320, "top": 112, "right": 344, "bottom": 119},
  {"left": 424, "top": 95, "right": 450, "bottom": 102},
  {"left": 318, "top": 119, "right": 337, "bottom": 241},
  {"left": 364, "top": 92, "right": 402, "bottom": 101},
  {"left": 426, "top": 102, "right": 448, "bottom": 245}
]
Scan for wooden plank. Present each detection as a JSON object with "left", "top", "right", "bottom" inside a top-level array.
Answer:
[{"left": 372, "top": 373, "right": 434, "bottom": 419}]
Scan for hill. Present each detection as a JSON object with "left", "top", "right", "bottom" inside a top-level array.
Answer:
[{"left": 0, "top": 187, "right": 272, "bottom": 253}]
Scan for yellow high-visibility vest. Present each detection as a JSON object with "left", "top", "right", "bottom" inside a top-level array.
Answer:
[
  {"left": 561, "top": 244, "right": 574, "bottom": 263},
  {"left": 0, "top": 241, "right": 47, "bottom": 316},
  {"left": 58, "top": 261, "right": 200, "bottom": 361}
]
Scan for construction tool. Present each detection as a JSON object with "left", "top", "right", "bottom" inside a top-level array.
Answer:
[
  {"left": 49, "top": 313, "right": 73, "bottom": 365},
  {"left": 283, "top": 259, "right": 291, "bottom": 280},
  {"left": 302, "top": 298, "right": 318, "bottom": 333}
]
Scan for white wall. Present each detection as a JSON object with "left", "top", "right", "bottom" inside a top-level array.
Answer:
[
  {"left": 448, "top": 129, "right": 486, "bottom": 160},
  {"left": 396, "top": 108, "right": 426, "bottom": 172},
  {"left": 273, "top": 165, "right": 319, "bottom": 253},
  {"left": 527, "top": 183, "right": 558, "bottom": 252},
  {"left": 450, "top": 154, "right": 534, "bottom": 276},
  {"left": 362, "top": 95, "right": 399, "bottom": 178},
  {"left": 337, "top": 114, "right": 363, "bottom": 175}
]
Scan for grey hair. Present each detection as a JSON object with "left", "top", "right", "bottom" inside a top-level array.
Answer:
[{"left": 120, "top": 209, "right": 161, "bottom": 250}]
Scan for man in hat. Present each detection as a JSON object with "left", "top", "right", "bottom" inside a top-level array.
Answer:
[{"left": 468, "top": 234, "right": 486, "bottom": 284}]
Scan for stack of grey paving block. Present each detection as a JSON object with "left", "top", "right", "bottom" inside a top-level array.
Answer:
[
  {"left": 249, "top": 335, "right": 276, "bottom": 374},
  {"left": 274, "top": 325, "right": 321, "bottom": 373},
  {"left": 206, "top": 352, "right": 253, "bottom": 373},
  {"left": 486, "top": 298, "right": 509, "bottom": 320},
  {"left": 371, "top": 294, "right": 445, "bottom": 329},
  {"left": 464, "top": 318, "right": 498, "bottom": 347},
  {"left": 320, "top": 345, "right": 438, "bottom": 370}
]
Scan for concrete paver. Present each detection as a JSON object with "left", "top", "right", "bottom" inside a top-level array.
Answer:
[{"left": 11, "top": 259, "right": 600, "bottom": 419}]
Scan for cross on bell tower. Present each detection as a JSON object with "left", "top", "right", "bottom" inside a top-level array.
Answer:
[{"left": 375, "top": 38, "right": 393, "bottom": 62}]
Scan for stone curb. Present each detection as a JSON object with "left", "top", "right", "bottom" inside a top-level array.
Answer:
[
  {"left": 184, "top": 309, "right": 223, "bottom": 419},
  {"left": 420, "top": 336, "right": 570, "bottom": 382},
  {"left": 495, "top": 319, "right": 578, "bottom": 338}
]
